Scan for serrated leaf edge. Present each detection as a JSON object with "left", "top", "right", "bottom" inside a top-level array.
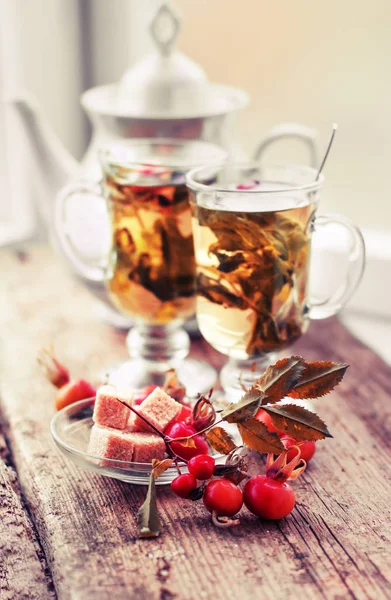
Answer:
[
  {"left": 262, "top": 403, "right": 333, "bottom": 438},
  {"left": 289, "top": 363, "right": 349, "bottom": 399}
]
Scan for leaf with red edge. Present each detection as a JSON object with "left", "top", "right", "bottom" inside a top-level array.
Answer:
[
  {"left": 138, "top": 472, "right": 160, "bottom": 538},
  {"left": 237, "top": 417, "right": 285, "bottom": 454},
  {"left": 262, "top": 404, "right": 332, "bottom": 441},
  {"left": 205, "top": 427, "right": 237, "bottom": 455},
  {"left": 288, "top": 361, "right": 348, "bottom": 399},
  {"left": 256, "top": 356, "right": 305, "bottom": 404}
]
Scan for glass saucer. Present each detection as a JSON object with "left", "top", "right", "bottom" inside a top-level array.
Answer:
[{"left": 51, "top": 398, "right": 226, "bottom": 486}]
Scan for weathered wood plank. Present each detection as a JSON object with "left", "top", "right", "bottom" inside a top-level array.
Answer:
[
  {"left": 0, "top": 245, "right": 391, "bottom": 600},
  {"left": 0, "top": 430, "right": 56, "bottom": 600}
]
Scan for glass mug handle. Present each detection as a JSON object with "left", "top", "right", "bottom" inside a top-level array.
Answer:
[
  {"left": 53, "top": 181, "right": 107, "bottom": 283},
  {"left": 308, "top": 213, "right": 366, "bottom": 319}
]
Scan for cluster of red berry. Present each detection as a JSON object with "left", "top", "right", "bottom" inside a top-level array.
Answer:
[
  {"left": 170, "top": 451, "right": 313, "bottom": 522},
  {"left": 168, "top": 407, "right": 316, "bottom": 522},
  {"left": 40, "top": 350, "right": 318, "bottom": 524}
]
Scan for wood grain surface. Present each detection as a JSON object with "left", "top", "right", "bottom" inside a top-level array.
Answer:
[
  {"left": 0, "top": 245, "right": 390, "bottom": 600},
  {"left": 0, "top": 431, "right": 55, "bottom": 600}
]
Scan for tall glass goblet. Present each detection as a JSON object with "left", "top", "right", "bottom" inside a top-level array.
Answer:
[
  {"left": 186, "top": 163, "right": 365, "bottom": 402},
  {"left": 54, "top": 139, "right": 227, "bottom": 396}
]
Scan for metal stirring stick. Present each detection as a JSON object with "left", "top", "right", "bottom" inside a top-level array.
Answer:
[{"left": 316, "top": 124, "right": 338, "bottom": 180}]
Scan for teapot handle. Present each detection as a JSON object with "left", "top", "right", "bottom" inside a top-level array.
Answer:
[
  {"left": 53, "top": 180, "right": 107, "bottom": 283},
  {"left": 252, "top": 123, "right": 318, "bottom": 167}
]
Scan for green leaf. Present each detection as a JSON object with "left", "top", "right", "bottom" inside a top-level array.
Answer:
[
  {"left": 221, "top": 388, "right": 266, "bottom": 423},
  {"left": 137, "top": 472, "right": 161, "bottom": 539},
  {"left": 205, "top": 427, "right": 237, "bottom": 455},
  {"left": 262, "top": 404, "right": 332, "bottom": 441},
  {"left": 288, "top": 361, "right": 349, "bottom": 399},
  {"left": 237, "top": 417, "right": 285, "bottom": 454},
  {"left": 255, "top": 356, "right": 305, "bottom": 404}
]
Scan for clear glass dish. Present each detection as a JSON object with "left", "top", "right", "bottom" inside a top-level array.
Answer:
[{"left": 51, "top": 397, "right": 225, "bottom": 486}]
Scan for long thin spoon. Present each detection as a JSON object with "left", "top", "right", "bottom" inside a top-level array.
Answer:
[{"left": 316, "top": 123, "right": 338, "bottom": 180}]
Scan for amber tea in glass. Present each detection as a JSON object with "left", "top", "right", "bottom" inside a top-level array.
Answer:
[
  {"left": 104, "top": 172, "right": 196, "bottom": 325},
  {"left": 195, "top": 195, "right": 314, "bottom": 359}
]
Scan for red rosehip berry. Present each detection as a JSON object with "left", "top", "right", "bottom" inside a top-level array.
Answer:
[
  {"left": 282, "top": 436, "right": 316, "bottom": 463},
  {"left": 175, "top": 404, "right": 192, "bottom": 423},
  {"left": 203, "top": 479, "right": 243, "bottom": 516},
  {"left": 255, "top": 409, "right": 284, "bottom": 436},
  {"left": 243, "top": 475, "right": 295, "bottom": 520},
  {"left": 165, "top": 422, "right": 209, "bottom": 461},
  {"left": 55, "top": 379, "right": 96, "bottom": 411},
  {"left": 188, "top": 455, "right": 215, "bottom": 480},
  {"left": 171, "top": 473, "right": 198, "bottom": 499}
]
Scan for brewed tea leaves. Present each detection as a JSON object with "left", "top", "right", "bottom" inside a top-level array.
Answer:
[
  {"left": 262, "top": 404, "right": 332, "bottom": 441},
  {"left": 196, "top": 206, "right": 311, "bottom": 355},
  {"left": 197, "top": 272, "right": 248, "bottom": 310}
]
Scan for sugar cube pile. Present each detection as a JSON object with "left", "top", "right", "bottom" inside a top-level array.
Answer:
[{"left": 88, "top": 384, "right": 180, "bottom": 464}]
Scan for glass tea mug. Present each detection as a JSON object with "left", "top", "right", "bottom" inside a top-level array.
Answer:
[
  {"left": 54, "top": 139, "right": 227, "bottom": 396},
  {"left": 186, "top": 163, "right": 365, "bottom": 401}
]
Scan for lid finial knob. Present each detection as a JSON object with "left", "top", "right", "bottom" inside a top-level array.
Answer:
[{"left": 150, "top": 3, "right": 182, "bottom": 57}]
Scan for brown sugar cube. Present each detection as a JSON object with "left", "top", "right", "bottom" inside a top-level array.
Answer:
[
  {"left": 124, "top": 411, "right": 139, "bottom": 433},
  {"left": 93, "top": 385, "right": 133, "bottom": 430},
  {"left": 134, "top": 387, "right": 181, "bottom": 433},
  {"left": 87, "top": 425, "right": 135, "bottom": 463},
  {"left": 129, "top": 432, "right": 166, "bottom": 463}
]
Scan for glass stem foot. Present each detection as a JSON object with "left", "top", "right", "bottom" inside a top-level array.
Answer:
[
  {"left": 107, "top": 322, "right": 217, "bottom": 397},
  {"left": 220, "top": 354, "right": 278, "bottom": 403}
]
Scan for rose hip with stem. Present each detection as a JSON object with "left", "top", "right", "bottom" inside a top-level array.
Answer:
[
  {"left": 244, "top": 446, "right": 306, "bottom": 520},
  {"left": 38, "top": 347, "right": 96, "bottom": 410},
  {"left": 55, "top": 379, "right": 96, "bottom": 411},
  {"left": 203, "top": 479, "right": 243, "bottom": 517},
  {"left": 38, "top": 347, "right": 70, "bottom": 389}
]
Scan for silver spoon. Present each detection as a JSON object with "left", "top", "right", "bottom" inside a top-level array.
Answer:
[{"left": 316, "top": 123, "right": 338, "bottom": 181}]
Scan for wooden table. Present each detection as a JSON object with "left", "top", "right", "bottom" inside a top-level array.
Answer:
[{"left": 1, "top": 245, "right": 390, "bottom": 600}]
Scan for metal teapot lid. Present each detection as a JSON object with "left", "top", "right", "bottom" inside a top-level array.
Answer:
[{"left": 112, "top": 3, "right": 248, "bottom": 119}]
